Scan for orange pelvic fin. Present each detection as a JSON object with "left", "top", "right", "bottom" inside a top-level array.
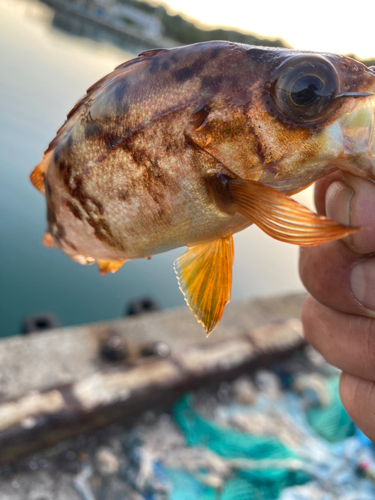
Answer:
[
  {"left": 228, "top": 178, "right": 358, "bottom": 246},
  {"left": 30, "top": 150, "right": 53, "bottom": 195},
  {"left": 43, "top": 232, "right": 57, "bottom": 248},
  {"left": 97, "top": 259, "right": 127, "bottom": 275},
  {"left": 174, "top": 236, "right": 234, "bottom": 335}
]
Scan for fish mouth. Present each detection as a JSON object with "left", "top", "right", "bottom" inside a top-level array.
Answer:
[{"left": 337, "top": 91, "right": 375, "bottom": 177}]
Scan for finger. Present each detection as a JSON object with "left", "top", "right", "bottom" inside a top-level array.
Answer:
[
  {"left": 301, "top": 172, "right": 375, "bottom": 316},
  {"left": 325, "top": 174, "right": 375, "bottom": 254},
  {"left": 302, "top": 295, "right": 375, "bottom": 381},
  {"left": 314, "top": 172, "right": 375, "bottom": 252},
  {"left": 314, "top": 171, "right": 343, "bottom": 216},
  {"left": 299, "top": 241, "right": 375, "bottom": 317},
  {"left": 340, "top": 372, "right": 375, "bottom": 442}
]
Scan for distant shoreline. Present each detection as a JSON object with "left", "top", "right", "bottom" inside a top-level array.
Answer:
[
  {"left": 40, "top": 0, "right": 375, "bottom": 66},
  {"left": 41, "top": 0, "right": 178, "bottom": 49}
]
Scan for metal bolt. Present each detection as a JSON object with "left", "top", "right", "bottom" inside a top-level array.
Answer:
[
  {"left": 100, "top": 334, "right": 128, "bottom": 362},
  {"left": 141, "top": 341, "right": 170, "bottom": 358}
]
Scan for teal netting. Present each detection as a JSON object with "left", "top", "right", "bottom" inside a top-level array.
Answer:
[
  {"left": 165, "top": 469, "right": 216, "bottom": 500},
  {"left": 165, "top": 376, "right": 356, "bottom": 500},
  {"left": 306, "top": 377, "right": 355, "bottom": 443},
  {"left": 169, "top": 395, "right": 309, "bottom": 500},
  {"left": 174, "top": 395, "right": 298, "bottom": 460}
]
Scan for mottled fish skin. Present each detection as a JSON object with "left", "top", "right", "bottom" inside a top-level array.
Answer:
[
  {"left": 35, "top": 42, "right": 375, "bottom": 260},
  {"left": 44, "top": 43, "right": 256, "bottom": 260},
  {"left": 30, "top": 42, "right": 375, "bottom": 332}
]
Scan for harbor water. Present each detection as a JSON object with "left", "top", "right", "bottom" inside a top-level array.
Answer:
[{"left": 0, "top": 0, "right": 311, "bottom": 337}]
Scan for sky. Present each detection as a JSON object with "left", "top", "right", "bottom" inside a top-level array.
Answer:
[{"left": 160, "top": 0, "right": 375, "bottom": 60}]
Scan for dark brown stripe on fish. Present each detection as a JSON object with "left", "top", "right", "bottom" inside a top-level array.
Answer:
[
  {"left": 114, "top": 79, "right": 130, "bottom": 102},
  {"left": 173, "top": 57, "right": 206, "bottom": 83},
  {"left": 69, "top": 177, "right": 104, "bottom": 216},
  {"left": 116, "top": 188, "right": 130, "bottom": 202},
  {"left": 162, "top": 61, "right": 170, "bottom": 71},
  {"left": 65, "top": 199, "right": 83, "bottom": 221},
  {"left": 200, "top": 75, "right": 223, "bottom": 90},
  {"left": 57, "top": 157, "right": 73, "bottom": 188},
  {"left": 210, "top": 45, "right": 224, "bottom": 59},
  {"left": 67, "top": 176, "right": 125, "bottom": 250},
  {"left": 148, "top": 57, "right": 160, "bottom": 75},
  {"left": 120, "top": 136, "right": 169, "bottom": 191},
  {"left": 84, "top": 120, "right": 125, "bottom": 151},
  {"left": 55, "top": 223, "right": 65, "bottom": 240},
  {"left": 84, "top": 122, "right": 103, "bottom": 140},
  {"left": 53, "top": 138, "right": 75, "bottom": 189},
  {"left": 55, "top": 223, "right": 78, "bottom": 251},
  {"left": 90, "top": 197, "right": 104, "bottom": 215},
  {"left": 86, "top": 216, "right": 125, "bottom": 251}
]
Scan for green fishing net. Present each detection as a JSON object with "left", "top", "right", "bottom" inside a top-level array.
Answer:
[
  {"left": 166, "top": 376, "right": 355, "bottom": 499},
  {"left": 168, "top": 395, "right": 309, "bottom": 500},
  {"left": 306, "top": 377, "right": 355, "bottom": 443}
]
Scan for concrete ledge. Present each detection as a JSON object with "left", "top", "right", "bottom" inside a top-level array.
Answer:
[{"left": 0, "top": 293, "right": 306, "bottom": 464}]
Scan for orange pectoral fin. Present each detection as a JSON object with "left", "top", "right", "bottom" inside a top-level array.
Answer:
[
  {"left": 174, "top": 236, "right": 234, "bottom": 335},
  {"left": 227, "top": 178, "right": 358, "bottom": 246},
  {"left": 97, "top": 259, "right": 127, "bottom": 275},
  {"left": 30, "top": 150, "right": 54, "bottom": 195}
]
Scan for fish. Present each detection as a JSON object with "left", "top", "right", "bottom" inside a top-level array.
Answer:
[{"left": 30, "top": 41, "right": 375, "bottom": 334}]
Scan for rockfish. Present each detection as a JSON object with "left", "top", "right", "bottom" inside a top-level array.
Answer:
[{"left": 30, "top": 41, "right": 375, "bottom": 333}]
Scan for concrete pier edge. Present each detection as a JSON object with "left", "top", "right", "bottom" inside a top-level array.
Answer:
[{"left": 0, "top": 293, "right": 307, "bottom": 464}]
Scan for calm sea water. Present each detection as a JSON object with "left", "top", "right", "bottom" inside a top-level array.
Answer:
[{"left": 0, "top": 0, "right": 311, "bottom": 337}]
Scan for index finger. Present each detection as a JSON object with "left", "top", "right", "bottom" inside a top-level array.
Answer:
[{"left": 316, "top": 172, "right": 375, "bottom": 254}]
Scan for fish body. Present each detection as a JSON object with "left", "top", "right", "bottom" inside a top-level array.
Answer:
[{"left": 31, "top": 41, "right": 375, "bottom": 333}]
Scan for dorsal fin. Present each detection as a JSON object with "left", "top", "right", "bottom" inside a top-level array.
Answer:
[
  {"left": 138, "top": 48, "right": 168, "bottom": 58},
  {"left": 114, "top": 56, "right": 154, "bottom": 70}
]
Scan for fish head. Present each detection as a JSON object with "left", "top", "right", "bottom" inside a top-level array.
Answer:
[
  {"left": 272, "top": 52, "right": 375, "bottom": 181},
  {"left": 223, "top": 49, "right": 375, "bottom": 189}
]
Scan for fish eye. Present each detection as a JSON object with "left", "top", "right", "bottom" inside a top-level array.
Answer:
[{"left": 271, "top": 55, "right": 339, "bottom": 124}]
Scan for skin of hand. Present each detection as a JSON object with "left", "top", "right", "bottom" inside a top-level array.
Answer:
[{"left": 300, "top": 171, "right": 375, "bottom": 440}]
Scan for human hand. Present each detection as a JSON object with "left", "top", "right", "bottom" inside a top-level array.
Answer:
[{"left": 300, "top": 172, "right": 375, "bottom": 440}]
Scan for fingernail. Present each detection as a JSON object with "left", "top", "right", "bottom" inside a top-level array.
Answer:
[
  {"left": 326, "top": 181, "right": 354, "bottom": 226},
  {"left": 350, "top": 259, "right": 375, "bottom": 311}
]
